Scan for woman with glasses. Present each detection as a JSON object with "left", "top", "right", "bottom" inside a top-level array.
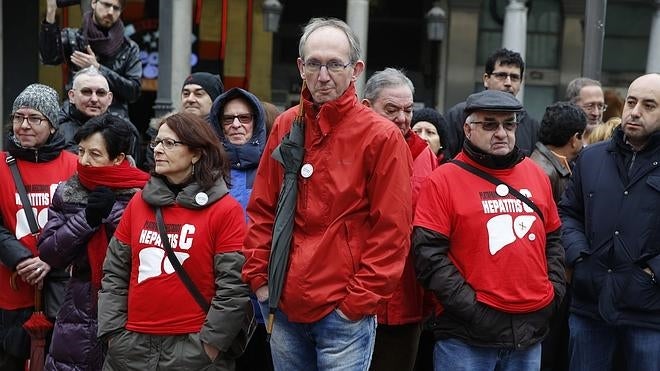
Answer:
[
  {"left": 209, "top": 88, "right": 272, "bottom": 371},
  {"left": 0, "top": 84, "right": 78, "bottom": 371},
  {"left": 98, "top": 112, "right": 253, "bottom": 370},
  {"left": 38, "top": 114, "right": 148, "bottom": 371}
]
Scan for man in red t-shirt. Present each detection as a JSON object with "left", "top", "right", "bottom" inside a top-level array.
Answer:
[{"left": 413, "top": 89, "right": 565, "bottom": 370}]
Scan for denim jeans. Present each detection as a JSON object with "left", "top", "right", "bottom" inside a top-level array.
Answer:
[
  {"left": 259, "top": 301, "right": 376, "bottom": 371},
  {"left": 433, "top": 337, "right": 541, "bottom": 371},
  {"left": 568, "top": 313, "right": 660, "bottom": 371}
]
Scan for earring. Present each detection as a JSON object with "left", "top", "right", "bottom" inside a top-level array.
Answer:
[{"left": 191, "top": 162, "right": 195, "bottom": 176}]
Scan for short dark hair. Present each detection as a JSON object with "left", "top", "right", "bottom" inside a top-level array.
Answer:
[
  {"left": 485, "top": 48, "right": 525, "bottom": 76},
  {"left": 538, "top": 102, "right": 587, "bottom": 147},
  {"left": 74, "top": 113, "right": 133, "bottom": 160},
  {"left": 157, "top": 112, "right": 229, "bottom": 190}
]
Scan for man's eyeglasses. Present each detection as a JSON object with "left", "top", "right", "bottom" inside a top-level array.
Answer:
[
  {"left": 149, "top": 138, "right": 186, "bottom": 150},
  {"left": 303, "top": 60, "right": 353, "bottom": 74},
  {"left": 96, "top": 0, "right": 122, "bottom": 12},
  {"left": 489, "top": 72, "right": 521, "bottom": 83},
  {"left": 77, "top": 88, "right": 109, "bottom": 98},
  {"left": 470, "top": 121, "right": 519, "bottom": 132},
  {"left": 11, "top": 114, "right": 49, "bottom": 127},
  {"left": 222, "top": 113, "right": 253, "bottom": 125},
  {"left": 581, "top": 103, "right": 608, "bottom": 112}
]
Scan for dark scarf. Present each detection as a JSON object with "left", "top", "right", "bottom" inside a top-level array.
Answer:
[
  {"left": 77, "top": 161, "right": 148, "bottom": 289},
  {"left": 462, "top": 139, "right": 524, "bottom": 170},
  {"left": 6, "top": 132, "right": 67, "bottom": 162},
  {"left": 81, "top": 11, "right": 125, "bottom": 59}
]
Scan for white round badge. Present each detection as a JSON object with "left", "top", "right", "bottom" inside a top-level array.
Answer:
[
  {"left": 195, "top": 192, "right": 209, "bottom": 206},
  {"left": 495, "top": 184, "right": 509, "bottom": 197},
  {"left": 301, "top": 163, "right": 314, "bottom": 178}
]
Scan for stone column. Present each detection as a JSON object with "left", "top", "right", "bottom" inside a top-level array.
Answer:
[
  {"left": 582, "top": 0, "right": 607, "bottom": 81},
  {"left": 346, "top": 0, "right": 369, "bottom": 97},
  {"left": 647, "top": 0, "right": 660, "bottom": 73},
  {"left": 153, "top": 0, "right": 193, "bottom": 117},
  {"left": 502, "top": 0, "right": 528, "bottom": 103}
]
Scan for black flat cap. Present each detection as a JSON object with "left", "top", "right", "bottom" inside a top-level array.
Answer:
[{"left": 464, "top": 90, "right": 523, "bottom": 114}]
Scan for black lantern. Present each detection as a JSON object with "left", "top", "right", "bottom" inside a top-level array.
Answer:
[
  {"left": 426, "top": 2, "right": 447, "bottom": 41},
  {"left": 263, "top": 0, "right": 283, "bottom": 33}
]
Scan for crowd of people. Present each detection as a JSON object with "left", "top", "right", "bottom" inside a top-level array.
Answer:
[{"left": 0, "top": 1, "right": 659, "bottom": 371}]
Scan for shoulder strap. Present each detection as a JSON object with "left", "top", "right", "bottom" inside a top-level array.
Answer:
[
  {"left": 450, "top": 159, "right": 545, "bottom": 223},
  {"left": 6, "top": 154, "right": 40, "bottom": 235},
  {"left": 154, "top": 207, "right": 210, "bottom": 313}
]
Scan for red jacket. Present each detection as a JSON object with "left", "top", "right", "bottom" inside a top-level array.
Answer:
[
  {"left": 242, "top": 84, "right": 413, "bottom": 322},
  {"left": 376, "top": 131, "right": 437, "bottom": 325}
]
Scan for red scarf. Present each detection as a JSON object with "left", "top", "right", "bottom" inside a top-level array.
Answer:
[
  {"left": 77, "top": 161, "right": 149, "bottom": 288},
  {"left": 406, "top": 130, "right": 429, "bottom": 161}
]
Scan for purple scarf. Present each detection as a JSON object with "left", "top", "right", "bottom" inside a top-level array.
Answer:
[{"left": 81, "top": 11, "right": 125, "bottom": 59}]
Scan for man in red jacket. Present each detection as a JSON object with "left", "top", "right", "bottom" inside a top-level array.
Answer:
[
  {"left": 362, "top": 67, "right": 437, "bottom": 371},
  {"left": 242, "top": 18, "right": 413, "bottom": 371}
]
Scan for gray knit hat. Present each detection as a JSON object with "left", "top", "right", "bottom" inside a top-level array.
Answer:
[{"left": 12, "top": 84, "right": 61, "bottom": 128}]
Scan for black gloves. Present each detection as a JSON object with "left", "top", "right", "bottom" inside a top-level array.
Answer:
[{"left": 85, "top": 186, "right": 116, "bottom": 227}]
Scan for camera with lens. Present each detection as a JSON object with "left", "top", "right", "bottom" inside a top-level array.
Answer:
[
  {"left": 56, "top": 0, "right": 81, "bottom": 7},
  {"left": 61, "top": 28, "right": 89, "bottom": 66}
]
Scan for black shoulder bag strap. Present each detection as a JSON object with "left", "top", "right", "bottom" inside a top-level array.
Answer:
[
  {"left": 6, "top": 154, "right": 40, "bottom": 236},
  {"left": 450, "top": 159, "right": 545, "bottom": 223},
  {"left": 155, "top": 207, "right": 210, "bottom": 313}
]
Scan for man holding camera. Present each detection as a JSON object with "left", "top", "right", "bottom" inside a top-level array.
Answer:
[{"left": 40, "top": 0, "right": 141, "bottom": 120}]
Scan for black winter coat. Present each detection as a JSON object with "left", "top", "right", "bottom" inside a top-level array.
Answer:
[{"left": 39, "top": 21, "right": 142, "bottom": 119}]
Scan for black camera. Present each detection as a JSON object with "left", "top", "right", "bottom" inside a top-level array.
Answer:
[
  {"left": 61, "top": 28, "right": 89, "bottom": 64},
  {"left": 56, "top": 0, "right": 81, "bottom": 7}
]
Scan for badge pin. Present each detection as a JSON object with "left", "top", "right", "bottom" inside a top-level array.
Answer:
[
  {"left": 195, "top": 192, "right": 209, "bottom": 205},
  {"left": 495, "top": 184, "right": 509, "bottom": 197},
  {"left": 301, "top": 163, "right": 314, "bottom": 178}
]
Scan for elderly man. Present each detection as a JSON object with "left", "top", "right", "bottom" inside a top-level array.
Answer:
[
  {"left": 59, "top": 66, "right": 141, "bottom": 164},
  {"left": 444, "top": 48, "right": 540, "bottom": 158},
  {"left": 559, "top": 74, "right": 660, "bottom": 370},
  {"left": 40, "top": 0, "right": 141, "bottom": 119},
  {"left": 362, "top": 67, "right": 436, "bottom": 371},
  {"left": 242, "top": 17, "right": 413, "bottom": 371},
  {"left": 414, "top": 90, "right": 565, "bottom": 370},
  {"left": 566, "top": 78, "right": 606, "bottom": 145}
]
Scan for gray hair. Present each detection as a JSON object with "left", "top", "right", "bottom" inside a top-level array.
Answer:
[
  {"left": 566, "top": 77, "right": 602, "bottom": 103},
  {"left": 363, "top": 68, "right": 414, "bottom": 101},
  {"left": 298, "top": 18, "right": 361, "bottom": 63},
  {"left": 72, "top": 66, "right": 107, "bottom": 89}
]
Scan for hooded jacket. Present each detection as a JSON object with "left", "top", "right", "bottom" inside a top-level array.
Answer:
[
  {"left": 209, "top": 88, "right": 267, "bottom": 213},
  {"left": 242, "top": 83, "right": 414, "bottom": 323},
  {"left": 98, "top": 175, "right": 253, "bottom": 363}
]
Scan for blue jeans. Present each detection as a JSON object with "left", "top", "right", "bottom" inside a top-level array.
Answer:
[
  {"left": 568, "top": 313, "right": 660, "bottom": 371},
  {"left": 433, "top": 338, "right": 541, "bottom": 371},
  {"left": 259, "top": 301, "right": 376, "bottom": 371}
]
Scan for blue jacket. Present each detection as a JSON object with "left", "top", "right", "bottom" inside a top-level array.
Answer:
[
  {"left": 559, "top": 128, "right": 660, "bottom": 329},
  {"left": 209, "top": 88, "right": 267, "bottom": 216}
]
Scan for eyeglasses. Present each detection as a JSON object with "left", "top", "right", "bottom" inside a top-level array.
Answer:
[
  {"left": 303, "top": 60, "right": 353, "bottom": 74},
  {"left": 222, "top": 113, "right": 253, "bottom": 125},
  {"left": 489, "top": 72, "right": 522, "bottom": 83},
  {"left": 149, "top": 138, "right": 186, "bottom": 150},
  {"left": 96, "top": 0, "right": 122, "bottom": 12},
  {"left": 470, "top": 121, "right": 519, "bottom": 132},
  {"left": 76, "top": 88, "right": 109, "bottom": 98},
  {"left": 11, "top": 113, "right": 49, "bottom": 127},
  {"left": 581, "top": 103, "right": 608, "bottom": 112}
]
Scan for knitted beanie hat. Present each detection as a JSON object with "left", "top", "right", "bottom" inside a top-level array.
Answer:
[
  {"left": 12, "top": 83, "right": 61, "bottom": 128},
  {"left": 182, "top": 72, "right": 224, "bottom": 102}
]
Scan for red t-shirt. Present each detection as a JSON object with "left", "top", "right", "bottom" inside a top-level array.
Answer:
[
  {"left": 114, "top": 192, "right": 246, "bottom": 334},
  {"left": 0, "top": 151, "right": 77, "bottom": 310},
  {"left": 414, "top": 153, "right": 561, "bottom": 313}
]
